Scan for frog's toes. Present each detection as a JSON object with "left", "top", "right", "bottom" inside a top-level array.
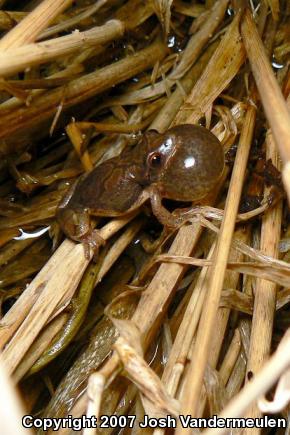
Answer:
[
  {"left": 81, "top": 230, "right": 106, "bottom": 260},
  {"left": 82, "top": 242, "right": 91, "bottom": 260}
]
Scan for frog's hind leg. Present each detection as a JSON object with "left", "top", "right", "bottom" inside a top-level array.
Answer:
[
  {"left": 73, "top": 211, "right": 105, "bottom": 260},
  {"left": 58, "top": 206, "right": 105, "bottom": 260}
]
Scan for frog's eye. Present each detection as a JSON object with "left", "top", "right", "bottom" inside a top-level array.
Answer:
[{"left": 148, "top": 152, "right": 162, "bottom": 168}]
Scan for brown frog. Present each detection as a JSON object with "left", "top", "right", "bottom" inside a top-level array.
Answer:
[{"left": 57, "top": 124, "right": 225, "bottom": 256}]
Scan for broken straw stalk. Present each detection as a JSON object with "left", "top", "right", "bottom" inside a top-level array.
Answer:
[
  {"left": 244, "top": 132, "right": 283, "bottom": 428},
  {"left": 12, "top": 218, "right": 144, "bottom": 381},
  {"left": 203, "top": 329, "right": 290, "bottom": 435},
  {"left": 241, "top": 9, "right": 290, "bottom": 203},
  {"left": 0, "top": 38, "right": 166, "bottom": 142},
  {"left": 239, "top": 11, "right": 289, "bottom": 430},
  {"left": 0, "top": 214, "right": 138, "bottom": 373},
  {"left": 0, "top": 0, "right": 74, "bottom": 49},
  {"left": 0, "top": 20, "right": 124, "bottom": 77}
]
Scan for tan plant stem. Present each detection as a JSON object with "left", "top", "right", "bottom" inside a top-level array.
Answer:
[
  {"left": 241, "top": 9, "right": 290, "bottom": 203},
  {"left": 0, "top": 20, "right": 124, "bottom": 77},
  {"left": 0, "top": 0, "right": 73, "bottom": 50},
  {"left": 203, "top": 328, "right": 290, "bottom": 435},
  {"left": 0, "top": 39, "right": 166, "bottom": 142},
  {"left": 195, "top": 228, "right": 250, "bottom": 418},
  {"left": 174, "top": 12, "right": 245, "bottom": 125},
  {"left": 0, "top": 214, "right": 137, "bottom": 367},
  {"left": 39, "top": 0, "right": 108, "bottom": 40},
  {"left": 175, "top": 104, "right": 256, "bottom": 433},
  {"left": 219, "top": 329, "right": 242, "bottom": 385},
  {"left": 244, "top": 133, "right": 282, "bottom": 430}
]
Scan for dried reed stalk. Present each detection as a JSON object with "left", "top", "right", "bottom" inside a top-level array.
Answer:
[
  {"left": 155, "top": 239, "right": 227, "bottom": 435},
  {"left": 241, "top": 9, "right": 290, "bottom": 203},
  {"left": 174, "top": 12, "right": 245, "bottom": 125},
  {"left": 244, "top": 132, "right": 282, "bottom": 428},
  {"left": 66, "top": 123, "right": 94, "bottom": 171},
  {"left": 203, "top": 329, "right": 290, "bottom": 435},
  {"left": 195, "top": 229, "right": 250, "bottom": 417},
  {"left": 153, "top": 0, "right": 174, "bottom": 36},
  {"left": 0, "top": 0, "right": 73, "bottom": 50},
  {"left": 39, "top": 0, "right": 109, "bottom": 40},
  {"left": 0, "top": 237, "right": 35, "bottom": 267},
  {"left": 117, "top": 0, "right": 229, "bottom": 107},
  {"left": 12, "top": 218, "right": 143, "bottom": 380},
  {"left": 150, "top": 41, "right": 218, "bottom": 131},
  {"left": 175, "top": 105, "right": 256, "bottom": 433},
  {"left": 0, "top": 214, "right": 137, "bottom": 373},
  {"left": 169, "top": 0, "right": 229, "bottom": 81},
  {"left": 0, "top": 63, "right": 83, "bottom": 112},
  {"left": 267, "top": 0, "right": 279, "bottom": 21},
  {"left": 0, "top": 20, "right": 124, "bottom": 77},
  {"left": 157, "top": 244, "right": 216, "bottom": 400},
  {"left": 81, "top": 223, "right": 204, "bottom": 422},
  {"left": 226, "top": 329, "right": 248, "bottom": 397},
  {"left": 113, "top": 337, "right": 179, "bottom": 414},
  {"left": 219, "top": 329, "right": 242, "bottom": 384},
  {"left": 114, "top": 0, "right": 154, "bottom": 31},
  {"left": 0, "top": 39, "right": 166, "bottom": 142}
]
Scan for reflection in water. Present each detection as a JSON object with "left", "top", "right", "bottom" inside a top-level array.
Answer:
[{"left": 13, "top": 226, "right": 50, "bottom": 241}]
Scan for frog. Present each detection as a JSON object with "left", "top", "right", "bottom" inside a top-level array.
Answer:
[{"left": 57, "top": 124, "right": 225, "bottom": 257}]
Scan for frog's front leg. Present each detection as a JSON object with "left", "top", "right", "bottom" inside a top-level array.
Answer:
[
  {"left": 148, "top": 186, "right": 187, "bottom": 230},
  {"left": 148, "top": 186, "right": 208, "bottom": 230},
  {"left": 57, "top": 206, "right": 105, "bottom": 260}
]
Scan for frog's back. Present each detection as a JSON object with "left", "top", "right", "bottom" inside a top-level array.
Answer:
[{"left": 68, "top": 158, "right": 143, "bottom": 215}]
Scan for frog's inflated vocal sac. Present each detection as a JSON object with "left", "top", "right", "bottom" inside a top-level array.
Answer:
[{"left": 57, "top": 124, "right": 225, "bottom": 255}]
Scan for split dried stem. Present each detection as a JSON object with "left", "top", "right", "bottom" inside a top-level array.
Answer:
[
  {"left": 0, "top": 20, "right": 124, "bottom": 77},
  {"left": 0, "top": 39, "right": 166, "bottom": 143},
  {"left": 0, "top": 214, "right": 137, "bottom": 368},
  {"left": 174, "top": 12, "right": 245, "bottom": 125},
  {"left": 176, "top": 104, "right": 256, "bottom": 431},
  {"left": 0, "top": 0, "right": 73, "bottom": 50},
  {"left": 241, "top": 9, "right": 290, "bottom": 202},
  {"left": 244, "top": 132, "right": 283, "bottom": 428},
  {"left": 203, "top": 329, "right": 290, "bottom": 435}
]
